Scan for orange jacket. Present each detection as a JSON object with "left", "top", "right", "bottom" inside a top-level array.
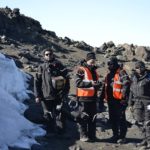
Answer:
[{"left": 76, "top": 67, "right": 99, "bottom": 97}]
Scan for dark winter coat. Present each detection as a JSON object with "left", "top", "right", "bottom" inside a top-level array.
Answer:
[
  {"left": 129, "top": 70, "right": 150, "bottom": 106},
  {"left": 34, "top": 58, "right": 70, "bottom": 100}
]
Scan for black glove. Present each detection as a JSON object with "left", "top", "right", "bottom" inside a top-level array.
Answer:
[{"left": 120, "top": 100, "right": 128, "bottom": 107}]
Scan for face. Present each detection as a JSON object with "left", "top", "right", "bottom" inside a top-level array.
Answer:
[
  {"left": 135, "top": 66, "right": 145, "bottom": 75},
  {"left": 44, "top": 50, "right": 54, "bottom": 61},
  {"left": 107, "top": 61, "right": 115, "bottom": 71},
  {"left": 87, "top": 59, "right": 96, "bottom": 66}
]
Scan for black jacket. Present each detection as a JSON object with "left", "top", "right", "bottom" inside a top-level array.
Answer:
[
  {"left": 129, "top": 70, "right": 150, "bottom": 106},
  {"left": 34, "top": 58, "right": 70, "bottom": 100}
]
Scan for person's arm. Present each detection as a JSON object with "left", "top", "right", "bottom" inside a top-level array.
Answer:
[
  {"left": 120, "top": 70, "right": 131, "bottom": 101},
  {"left": 34, "top": 65, "right": 43, "bottom": 102},
  {"left": 75, "top": 68, "right": 93, "bottom": 88},
  {"left": 128, "top": 90, "right": 134, "bottom": 107},
  {"left": 57, "top": 61, "right": 70, "bottom": 96}
]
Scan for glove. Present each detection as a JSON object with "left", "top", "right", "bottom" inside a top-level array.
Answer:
[
  {"left": 120, "top": 100, "right": 128, "bottom": 107},
  {"left": 56, "top": 103, "right": 62, "bottom": 111}
]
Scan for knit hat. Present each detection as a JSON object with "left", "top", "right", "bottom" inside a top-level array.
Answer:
[
  {"left": 86, "top": 52, "right": 96, "bottom": 61},
  {"left": 107, "top": 56, "right": 118, "bottom": 66},
  {"left": 135, "top": 61, "right": 145, "bottom": 69}
]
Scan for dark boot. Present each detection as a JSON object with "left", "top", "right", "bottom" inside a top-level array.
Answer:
[
  {"left": 136, "top": 140, "right": 147, "bottom": 147},
  {"left": 108, "top": 135, "right": 119, "bottom": 143}
]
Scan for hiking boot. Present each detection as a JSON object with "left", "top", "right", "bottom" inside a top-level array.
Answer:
[
  {"left": 146, "top": 143, "right": 150, "bottom": 149},
  {"left": 136, "top": 140, "right": 147, "bottom": 147},
  {"left": 138, "top": 146, "right": 147, "bottom": 150},
  {"left": 44, "top": 132, "right": 55, "bottom": 138},
  {"left": 108, "top": 135, "right": 119, "bottom": 143},
  {"left": 88, "top": 137, "right": 99, "bottom": 142},
  {"left": 117, "top": 138, "right": 126, "bottom": 144},
  {"left": 80, "top": 136, "right": 89, "bottom": 142}
]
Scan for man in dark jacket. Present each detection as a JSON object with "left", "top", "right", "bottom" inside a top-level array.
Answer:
[
  {"left": 129, "top": 61, "right": 150, "bottom": 149},
  {"left": 34, "top": 48, "right": 70, "bottom": 135},
  {"left": 75, "top": 52, "right": 101, "bottom": 142},
  {"left": 100, "top": 57, "right": 130, "bottom": 144}
]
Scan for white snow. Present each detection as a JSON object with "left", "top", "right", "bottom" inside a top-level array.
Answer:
[{"left": 0, "top": 53, "right": 46, "bottom": 149}]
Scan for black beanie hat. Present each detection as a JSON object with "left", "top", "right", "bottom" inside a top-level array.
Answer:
[
  {"left": 107, "top": 56, "right": 118, "bottom": 66},
  {"left": 135, "top": 61, "right": 145, "bottom": 69},
  {"left": 86, "top": 52, "right": 96, "bottom": 61}
]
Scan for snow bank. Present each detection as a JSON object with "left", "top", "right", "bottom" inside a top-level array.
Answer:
[{"left": 0, "top": 53, "right": 45, "bottom": 149}]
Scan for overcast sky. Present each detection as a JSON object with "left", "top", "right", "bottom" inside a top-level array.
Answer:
[{"left": 1, "top": 0, "right": 150, "bottom": 47}]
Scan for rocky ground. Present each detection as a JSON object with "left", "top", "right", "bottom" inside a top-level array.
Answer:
[
  {"left": 23, "top": 102, "right": 143, "bottom": 150},
  {"left": 0, "top": 7, "right": 150, "bottom": 150}
]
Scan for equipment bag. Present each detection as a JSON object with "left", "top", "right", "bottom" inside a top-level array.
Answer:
[{"left": 51, "top": 76, "right": 66, "bottom": 90}]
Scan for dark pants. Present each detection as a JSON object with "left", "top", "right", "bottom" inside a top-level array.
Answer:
[
  {"left": 108, "top": 100, "right": 127, "bottom": 139},
  {"left": 78, "top": 101, "right": 97, "bottom": 139},
  {"left": 41, "top": 99, "right": 66, "bottom": 134},
  {"left": 133, "top": 100, "right": 150, "bottom": 144}
]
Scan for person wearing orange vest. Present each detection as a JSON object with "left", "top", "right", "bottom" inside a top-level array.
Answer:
[
  {"left": 76, "top": 52, "right": 101, "bottom": 142},
  {"left": 100, "top": 57, "right": 130, "bottom": 144}
]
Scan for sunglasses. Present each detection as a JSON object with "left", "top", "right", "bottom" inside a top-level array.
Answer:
[
  {"left": 45, "top": 53, "right": 52, "bottom": 56},
  {"left": 135, "top": 67, "right": 140, "bottom": 69},
  {"left": 107, "top": 62, "right": 114, "bottom": 66}
]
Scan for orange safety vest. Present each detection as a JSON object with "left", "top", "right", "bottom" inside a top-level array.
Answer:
[
  {"left": 105, "top": 68, "right": 123, "bottom": 100},
  {"left": 113, "top": 68, "right": 123, "bottom": 100},
  {"left": 77, "top": 67, "right": 99, "bottom": 97}
]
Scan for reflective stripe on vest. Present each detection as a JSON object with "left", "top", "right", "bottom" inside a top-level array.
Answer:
[
  {"left": 113, "top": 68, "right": 123, "bottom": 100},
  {"left": 77, "top": 67, "right": 98, "bottom": 97}
]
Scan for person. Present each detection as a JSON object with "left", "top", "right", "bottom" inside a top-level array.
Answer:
[
  {"left": 128, "top": 61, "right": 150, "bottom": 149},
  {"left": 75, "top": 52, "right": 101, "bottom": 142},
  {"left": 34, "top": 47, "right": 70, "bottom": 135},
  {"left": 100, "top": 57, "right": 130, "bottom": 144}
]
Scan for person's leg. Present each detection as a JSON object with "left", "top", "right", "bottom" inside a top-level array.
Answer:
[
  {"left": 55, "top": 109, "right": 66, "bottom": 134},
  {"left": 54, "top": 98, "right": 66, "bottom": 134},
  {"left": 117, "top": 104, "right": 127, "bottom": 144},
  {"left": 87, "top": 101, "right": 97, "bottom": 141},
  {"left": 108, "top": 102, "right": 119, "bottom": 142},
  {"left": 133, "top": 101, "right": 146, "bottom": 147},
  {"left": 144, "top": 102, "right": 150, "bottom": 148},
  {"left": 78, "top": 102, "right": 88, "bottom": 141},
  {"left": 119, "top": 105, "right": 127, "bottom": 139},
  {"left": 41, "top": 100, "right": 55, "bottom": 133}
]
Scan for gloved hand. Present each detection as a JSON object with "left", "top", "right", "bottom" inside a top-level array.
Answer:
[
  {"left": 120, "top": 100, "right": 128, "bottom": 106},
  {"left": 56, "top": 103, "right": 62, "bottom": 111}
]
